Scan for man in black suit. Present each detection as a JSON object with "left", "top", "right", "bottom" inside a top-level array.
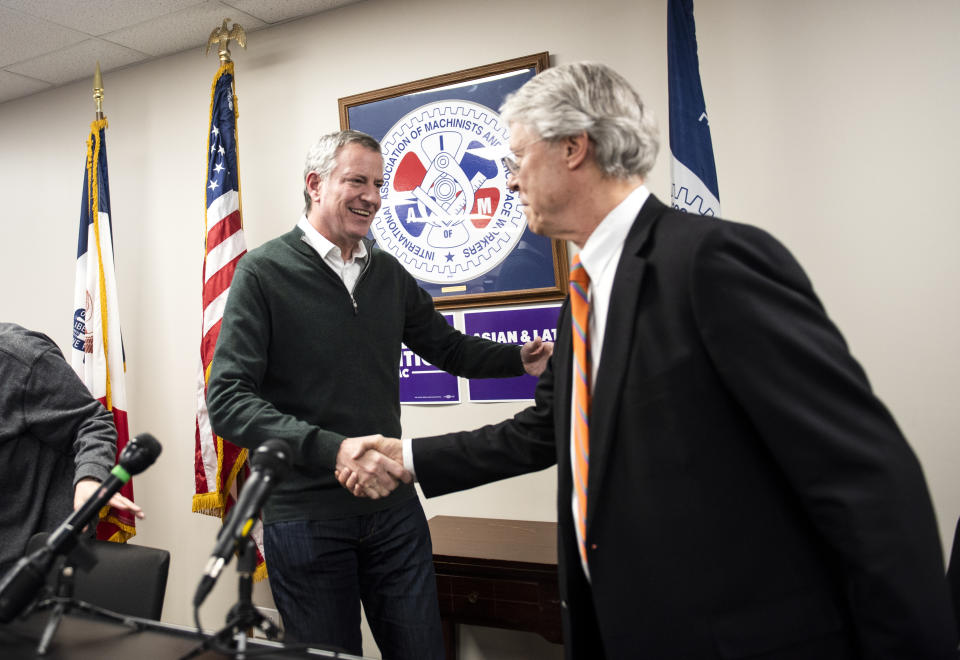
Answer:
[{"left": 337, "top": 62, "right": 958, "bottom": 659}]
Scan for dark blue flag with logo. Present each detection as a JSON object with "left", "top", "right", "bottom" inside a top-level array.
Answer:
[{"left": 668, "top": 0, "right": 720, "bottom": 216}]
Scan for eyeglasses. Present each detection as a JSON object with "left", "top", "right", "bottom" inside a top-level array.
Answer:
[{"left": 501, "top": 137, "right": 546, "bottom": 176}]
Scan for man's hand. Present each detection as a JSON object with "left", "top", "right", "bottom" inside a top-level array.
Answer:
[
  {"left": 335, "top": 435, "right": 410, "bottom": 499},
  {"left": 521, "top": 337, "right": 554, "bottom": 377},
  {"left": 74, "top": 477, "right": 145, "bottom": 518}
]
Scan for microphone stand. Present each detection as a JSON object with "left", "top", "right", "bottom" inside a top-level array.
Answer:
[
  {"left": 35, "top": 555, "right": 71, "bottom": 656},
  {"left": 29, "top": 539, "right": 144, "bottom": 655},
  {"left": 182, "top": 536, "right": 278, "bottom": 660},
  {"left": 225, "top": 535, "right": 280, "bottom": 653}
]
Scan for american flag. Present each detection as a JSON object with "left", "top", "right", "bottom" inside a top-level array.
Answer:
[
  {"left": 70, "top": 117, "right": 136, "bottom": 542},
  {"left": 192, "top": 61, "right": 266, "bottom": 578}
]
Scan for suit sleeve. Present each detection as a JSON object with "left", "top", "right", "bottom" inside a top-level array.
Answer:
[
  {"left": 690, "top": 222, "right": 957, "bottom": 658},
  {"left": 399, "top": 270, "right": 524, "bottom": 379},
  {"left": 206, "top": 261, "right": 345, "bottom": 469},
  {"left": 412, "top": 347, "right": 559, "bottom": 497}
]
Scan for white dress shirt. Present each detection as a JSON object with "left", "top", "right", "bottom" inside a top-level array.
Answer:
[
  {"left": 297, "top": 215, "right": 367, "bottom": 292},
  {"left": 570, "top": 184, "right": 649, "bottom": 580}
]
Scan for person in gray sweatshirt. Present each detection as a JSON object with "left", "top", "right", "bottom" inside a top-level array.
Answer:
[{"left": 0, "top": 322, "right": 142, "bottom": 573}]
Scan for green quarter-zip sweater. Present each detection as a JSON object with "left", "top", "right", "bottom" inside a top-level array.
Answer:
[{"left": 207, "top": 227, "right": 525, "bottom": 522}]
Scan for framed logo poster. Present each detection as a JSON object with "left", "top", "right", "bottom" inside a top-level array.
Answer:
[{"left": 339, "top": 52, "right": 569, "bottom": 309}]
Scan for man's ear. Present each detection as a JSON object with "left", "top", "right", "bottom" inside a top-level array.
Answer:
[
  {"left": 306, "top": 171, "right": 324, "bottom": 201},
  {"left": 564, "top": 131, "right": 590, "bottom": 170}
]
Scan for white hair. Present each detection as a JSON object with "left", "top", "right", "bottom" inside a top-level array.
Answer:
[{"left": 500, "top": 62, "right": 659, "bottom": 179}]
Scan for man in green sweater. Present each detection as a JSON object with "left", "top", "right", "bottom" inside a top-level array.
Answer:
[{"left": 207, "top": 130, "right": 551, "bottom": 659}]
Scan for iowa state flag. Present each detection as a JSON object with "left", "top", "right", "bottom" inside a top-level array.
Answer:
[
  {"left": 668, "top": 0, "right": 720, "bottom": 216},
  {"left": 192, "top": 61, "right": 266, "bottom": 579},
  {"left": 71, "top": 117, "right": 136, "bottom": 542}
]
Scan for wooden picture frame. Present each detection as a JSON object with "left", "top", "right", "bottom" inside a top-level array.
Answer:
[{"left": 339, "top": 52, "right": 569, "bottom": 309}]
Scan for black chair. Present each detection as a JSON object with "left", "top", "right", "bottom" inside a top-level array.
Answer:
[{"left": 71, "top": 539, "right": 170, "bottom": 620}]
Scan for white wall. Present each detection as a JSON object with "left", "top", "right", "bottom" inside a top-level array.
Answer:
[{"left": 1, "top": 0, "right": 957, "bottom": 658}]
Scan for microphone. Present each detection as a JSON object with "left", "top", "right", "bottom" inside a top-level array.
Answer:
[
  {"left": 0, "top": 432, "right": 162, "bottom": 622},
  {"left": 193, "top": 439, "right": 291, "bottom": 607}
]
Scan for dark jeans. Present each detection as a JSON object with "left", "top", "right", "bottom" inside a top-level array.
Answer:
[{"left": 263, "top": 496, "right": 444, "bottom": 660}]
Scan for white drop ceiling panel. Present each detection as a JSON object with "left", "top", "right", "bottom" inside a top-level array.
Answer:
[
  {"left": 7, "top": 39, "right": 146, "bottom": 86},
  {"left": 0, "top": 6, "right": 87, "bottom": 67},
  {"left": 224, "top": 0, "right": 351, "bottom": 24},
  {"left": 0, "top": 0, "right": 208, "bottom": 36},
  {"left": 103, "top": 1, "right": 265, "bottom": 58},
  {"left": 0, "top": 0, "right": 365, "bottom": 105},
  {"left": 0, "top": 69, "right": 51, "bottom": 104}
]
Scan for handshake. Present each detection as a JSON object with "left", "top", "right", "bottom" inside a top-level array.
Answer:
[
  {"left": 330, "top": 339, "right": 554, "bottom": 499},
  {"left": 334, "top": 435, "right": 410, "bottom": 499}
]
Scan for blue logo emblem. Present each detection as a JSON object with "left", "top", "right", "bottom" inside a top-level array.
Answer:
[{"left": 374, "top": 100, "right": 525, "bottom": 284}]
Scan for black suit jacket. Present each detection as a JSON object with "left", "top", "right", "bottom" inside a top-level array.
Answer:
[{"left": 413, "top": 195, "right": 957, "bottom": 659}]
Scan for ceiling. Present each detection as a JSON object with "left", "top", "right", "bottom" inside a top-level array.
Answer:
[{"left": 0, "top": 0, "right": 364, "bottom": 105}]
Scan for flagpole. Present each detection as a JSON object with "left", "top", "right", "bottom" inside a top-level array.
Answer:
[
  {"left": 93, "top": 61, "right": 104, "bottom": 120},
  {"left": 73, "top": 62, "right": 135, "bottom": 542},
  {"left": 194, "top": 18, "right": 265, "bottom": 581}
]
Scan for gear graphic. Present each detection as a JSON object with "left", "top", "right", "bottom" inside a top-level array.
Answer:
[{"left": 374, "top": 100, "right": 526, "bottom": 284}]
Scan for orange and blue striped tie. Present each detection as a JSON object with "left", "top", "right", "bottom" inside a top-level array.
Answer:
[{"left": 570, "top": 254, "right": 591, "bottom": 567}]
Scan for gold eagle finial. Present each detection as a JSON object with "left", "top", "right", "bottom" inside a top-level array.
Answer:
[{"left": 206, "top": 19, "right": 246, "bottom": 63}]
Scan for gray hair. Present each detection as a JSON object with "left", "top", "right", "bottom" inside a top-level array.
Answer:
[
  {"left": 303, "top": 130, "right": 382, "bottom": 211},
  {"left": 500, "top": 62, "right": 659, "bottom": 179}
]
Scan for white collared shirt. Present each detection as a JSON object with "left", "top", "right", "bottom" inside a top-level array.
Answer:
[
  {"left": 297, "top": 215, "right": 367, "bottom": 293},
  {"left": 570, "top": 184, "right": 650, "bottom": 580}
]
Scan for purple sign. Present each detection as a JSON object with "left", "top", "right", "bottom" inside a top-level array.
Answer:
[
  {"left": 400, "top": 313, "right": 460, "bottom": 404},
  {"left": 465, "top": 305, "right": 562, "bottom": 402}
]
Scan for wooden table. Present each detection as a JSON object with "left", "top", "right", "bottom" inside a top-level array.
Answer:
[{"left": 428, "top": 516, "right": 562, "bottom": 659}]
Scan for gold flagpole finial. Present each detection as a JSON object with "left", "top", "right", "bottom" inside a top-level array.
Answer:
[
  {"left": 93, "top": 61, "right": 104, "bottom": 119},
  {"left": 206, "top": 18, "right": 247, "bottom": 63}
]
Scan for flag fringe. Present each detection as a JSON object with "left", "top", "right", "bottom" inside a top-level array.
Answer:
[
  {"left": 192, "top": 492, "right": 226, "bottom": 516},
  {"left": 85, "top": 118, "right": 115, "bottom": 411},
  {"left": 99, "top": 515, "right": 136, "bottom": 543},
  {"left": 100, "top": 529, "right": 129, "bottom": 543},
  {"left": 222, "top": 444, "right": 248, "bottom": 502}
]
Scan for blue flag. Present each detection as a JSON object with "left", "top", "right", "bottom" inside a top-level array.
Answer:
[{"left": 668, "top": 0, "right": 720, "bottom": 216}]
